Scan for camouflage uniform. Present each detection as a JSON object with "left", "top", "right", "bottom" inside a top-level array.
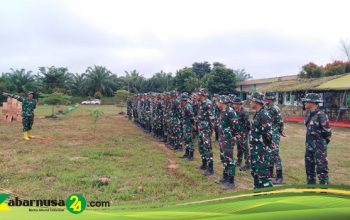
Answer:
[
  {"left": 8, "top": 93, "right": 37, "bottom": 132},
  {"left": 249, "top": 92, "right": 273, "bottom": 189},
  {"left": 180, "top": 93, "right": 195, "bottom": 159},
  {"left": 127, "top": 97, "right": 133, "bottom": 120},
  {"left": 303, "top": 93, "right": 332, "bottom": 184},
  {"left": 232, "top": 97, "right": 251, "bottom": 169},
  {"left": 264, "top": 92, "right": 284, "bottom": 182},
  {"left": 217, "top": 95, "right": 240, "bottom": 188},
  {"left": 169, "top": 91, "right": 182, "bottom": 150},
  {"left": 197, "top": 89, "right": 215, "bottom": 175}
]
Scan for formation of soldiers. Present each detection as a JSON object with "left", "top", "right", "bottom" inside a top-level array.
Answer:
[{"left": 127, "top": 89, "right": 332, "bottom": 189}]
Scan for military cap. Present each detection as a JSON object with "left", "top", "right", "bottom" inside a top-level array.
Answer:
[
  {"left": 264, "top": 91, "right": 277, "bottom": 100},
  {"left": 218, "top": 95, "right": 230, "bottom": 104},
  {"left": 249, "top": 92, "right": 264, "bottom": 104},
  {"left": 302, "top": 93, "right": 322, "bottom": 103},
  {"left": 180, "top": 92, "right": 189, "bottom": 101},
  {"left": 232, "top": 97, "right": 244, "bottom": 104},
  {"left": 170, "top": 90, "right": 178, "bottom": 97},
  {"left": 197, "top": 88, "right": 208, "bottom": 96}
]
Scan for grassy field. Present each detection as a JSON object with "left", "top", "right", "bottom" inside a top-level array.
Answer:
[{"left": 0, "top": 105, "right": 349, "bottom": 209}]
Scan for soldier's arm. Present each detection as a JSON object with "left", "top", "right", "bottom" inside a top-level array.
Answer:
[
  {"left": 2, "top": 92, "right": 23, "bottom": 102},
  {"left": 243, "top": 110, "right": 251, "bottom": 131},
  {"left": 208, "top": 102, "right": 216, "bottom": 129},
  {"left": 261, "top": 112, "right": 273, "bottom": 143},
  {"left": 319, "top": 112, "right": 332, "bottom": 141},
  {"left": 276, "top": 108, "right": 284, "bottom": 134},
  {"left": 228, "top": 111, "right": 240, "bottom": 140}
]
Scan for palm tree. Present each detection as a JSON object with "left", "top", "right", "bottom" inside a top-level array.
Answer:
[
  {"left": 38, "top": 66, "right": 72, "bottom": 93},
  {"left": 85, "top": 65, "right": 117, "bottom": 97},
  {"left": 68, "top": 73, "right": 86, "bottom": 96},
  {"left": 4, "top": 68, "right": 36, "bottom": 94},
  {"left": 234, "top": 69, "right": 252, "bottom": 82}
]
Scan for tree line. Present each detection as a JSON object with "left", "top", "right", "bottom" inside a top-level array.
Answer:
[{"left": 0, "top": 62, "right": 252, "bottom": 98}]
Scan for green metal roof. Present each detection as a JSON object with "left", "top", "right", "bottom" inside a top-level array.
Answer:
[{"left": 315, "top": 73, "right": 350, "bottom": 90}]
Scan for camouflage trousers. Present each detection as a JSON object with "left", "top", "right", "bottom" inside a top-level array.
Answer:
[
  {"left": 22, "top": 115, "right": 34, "bottom": 132},
  {"left": 236, "top": 133, "right": 250, "bottom": 166},
  {"left": 270, "top": 135, "right": 283, "bottom": 172},
  {"left": 198, "top": 128, "right": 213, "bottom": 164},
  {"left": 305, "top": 140, "right": 329, "bottom": 184},
  {"left": 250, "top": 143, "right": 273, "bottom": 189},
  {"left": 183, "top": 123, "right": 193, "bottom": 152},
  {"left": 169, "top": 119, "right": 182, "bottom": 148},
  {"left": 219, "top": 139, "right": 235, "bottom": 177}
]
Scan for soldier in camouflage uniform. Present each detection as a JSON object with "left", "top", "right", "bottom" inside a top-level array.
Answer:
[
  {"left": 179, "top": 92, "right": 195, "bottom": 160},
  {"left": 212, "top": 94, "right": 220, "bottom": 142},
  {"left": 162, "top": 92, "right": 171, "bottom": 143},
  {"left": 3, "top": 91, "right": 37, "bottom": 140},
  {"left": 197, "top": 88, "right": 215, "bottom": 176},
  {"left": 302, "top": 93, "right": 332, "bottom": 184},
  {"left": 264, "top": 92, "right": 285, "bottom": 184},
  {"left": 232, "top": 97, "right": 251, "bottom": 171},
  {"left": 215, "top": 95, "right": 240, "bottom": 189},
  {"left": 249, "top": 92, "right": 273, "bottom": 189},
  {"left": 191, "top": 93, "right": 200, "bottom": 139},
  {"left": 169, "top": 91, "right": 182, "bottom": 150},
  {"left": 127, "top": 96, "right": 133, "bottom": 120}
]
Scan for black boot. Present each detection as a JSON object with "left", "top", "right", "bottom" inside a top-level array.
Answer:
[
  {"left": 273, "top": 170, "right": 283, "bottom": 185},
  {"left": 215, "top": 171, "right": 228, "bottom": 184},
  {"left": 225, "top": 176, "right": 235, "bottom": 189},
  {"left": 199, "top": 158, "right": 207, "bottom": 170},
  {"left": 180, "top": 149, "right": 189, "bottom": 159},
  {"left": 203, "top": 161, "right": 214, "bottom": 176},
  {"left": 187, "top": 151, "right": 194, "bottom": 161}
]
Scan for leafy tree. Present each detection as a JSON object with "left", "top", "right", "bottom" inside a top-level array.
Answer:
[
  {"left": 234, "top": 69, "right": 252, "bottom": 81},
  {"left": 192, "top": 61, "right": 211, "bottom": 79},
  {"left": 143, "top": 71, "right": 173, "bottom": 92},
  {"left": 299, "top": 62, "right": 324, "bottom": 78},
  {"left": 38, "top": 66, "right": 71, "bottom": 93},
  {"left": 67, "top": 73, "right": 86, "bottom": 96},
  {"left": 85, "top": 65, "right": 117, "bottom": 97},
  {"left": 207, "top": 66, "right": 237, "bottom": 95},
  {"left": 3, "top": 68, "right": 36, "bottom": 94},
  {"left": 174, "top": 67, "right": 200, "bottom": 93},
  {"left": 41, "top": 92, "right": 72, "bottom": 116}
]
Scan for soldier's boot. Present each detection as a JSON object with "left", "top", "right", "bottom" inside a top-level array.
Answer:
[
  {"left": 269, "top": 166, "right": 274, "bottom": 178},
  {"left": 273, "top": 170, "right": 283, "bottom": 185},
  {"left": 23, "top": 132, "right": 30, "bottom": 141},
  {"left": 27, "top": 130, "right": 35, "bottom": 138},
  {"left": 199, "top": 158, "right": 207, "bottom": 170},
  {"left": 235, "top": 159, "right": 242, "bottom": 167},
  {"left": 215, "top": 171, "right": 228, "bottom": 184},
  {"left": 307, "top": 176, "right": 316, "bottom": 184},
  {"left": 224, "top": 176, "right": 235, "bottom": 189},
  {"left": 203, "top": 161, "right": 214, "bottom": 176},
  {"left": 180, "top": 149, "right": 189, "bottom": 159},
  {"left": 187, "top": 151, "right": 194, "bottom": 161}
]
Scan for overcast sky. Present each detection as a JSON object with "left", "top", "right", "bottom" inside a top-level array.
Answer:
[{"left": 1, "top": 0, "right": 349, "bottom": 79}]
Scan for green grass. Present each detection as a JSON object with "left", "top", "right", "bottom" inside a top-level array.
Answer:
[{"left": 0, "top": 105, "right": 349, "bottom": 209}]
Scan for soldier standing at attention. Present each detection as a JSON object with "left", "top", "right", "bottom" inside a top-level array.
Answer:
[
  {"left": 302, "top": 93, "right": 332, "bottom": 184},
  {"left": 216, "top": 95, "right": 240, "bottom": 189},
  {"left": 232, "top": 97, "right": 251, "bottom": 171},
  {"left": 179, "top": 92, "right": 195, "bottom": 160},
  {"left": 264, "top": 92, "right": 285, "bottom": 184},
  {"left": 3, "top": 91, "right": 37, "bottom": 140},
  {"left": 197, "top": 88, "right": 215, "bottom": 176},
  {"left": 249, "top": 92, "right": 273, "bottom": 189}
]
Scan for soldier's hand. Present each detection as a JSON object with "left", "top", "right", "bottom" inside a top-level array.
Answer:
[
  {"left": 281, "top": 132, "right": 287, "bottom": 138},
  {"left": 2, "top": 92, "right": 9, "bottom": 96}
]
